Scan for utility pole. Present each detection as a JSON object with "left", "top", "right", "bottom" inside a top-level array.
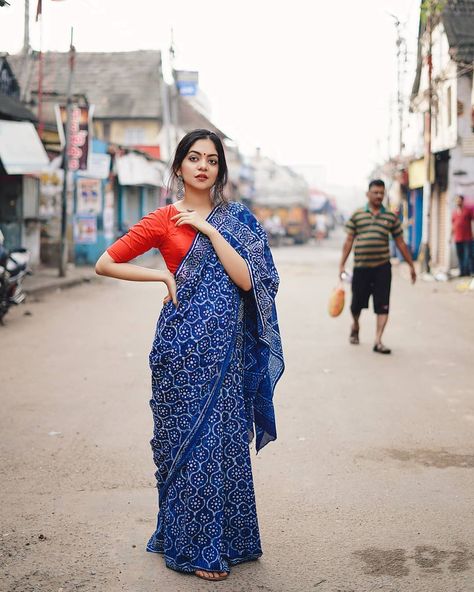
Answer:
[
  {"left": 169, "top": 29, "right": 179, "bottom": 150},
  {"left": 421, "top": 3, "right": 435, "bottom": 274},
  {"left": 419, "top": 0, "right": 446, "bottom": 273},
  {"left": 388, "top": 13, "right": 408, "bottom": 157},
  {"left": 59, "top": 28, "right": 75, "bottom": 277},
  {"left": 159, "top": 54, "right": 172, "bottom": 163},
  {"left": 22, "top": 0, "right": 30, "bottom": 54}
]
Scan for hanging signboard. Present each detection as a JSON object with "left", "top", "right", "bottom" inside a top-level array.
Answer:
[
  {"left": 174, "top": 70, "right": 199, "bottom": 97},
  {"left": 55, "top": 104, "right": 94, "bottom": 171}
]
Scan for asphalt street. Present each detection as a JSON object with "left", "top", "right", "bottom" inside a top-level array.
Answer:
[{"left": 1, "top": 234, "right": 473, "bottom": 592}]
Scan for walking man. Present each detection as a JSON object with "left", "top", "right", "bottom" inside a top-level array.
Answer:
[
  {"left": 451, "top": 195, "right": 473, "bottom": 277},
  {"left": 339, "top": 179, "right": 416, "bottom": 354}
]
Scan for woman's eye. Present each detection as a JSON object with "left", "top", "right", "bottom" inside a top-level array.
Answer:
[
  {"left": 209, "top": 159, "right": 218, "bottom": 166},
  {"left": 189, "top": 156, "right": 198, "bottom": 161}
]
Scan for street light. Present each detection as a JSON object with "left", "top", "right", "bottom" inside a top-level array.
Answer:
[{"left": 0, "top": 1, "right": 11, "bottom": 6}]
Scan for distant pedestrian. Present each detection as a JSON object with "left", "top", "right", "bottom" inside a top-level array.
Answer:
[
  {"left": 339, "top": 179, "right": 416, "bottom": 354},
  {"left": 95, "top": 129, "right": 284, "bottom": 582},
  {"left": 451, "top": 195, "right": 473, "bottom": 277}
]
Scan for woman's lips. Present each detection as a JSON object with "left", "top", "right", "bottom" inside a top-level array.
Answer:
[{"left": 195, "top": 175, "right": 208, "bottom": 180}]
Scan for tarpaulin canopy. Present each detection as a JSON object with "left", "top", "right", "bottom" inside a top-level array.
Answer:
[
  {"left": 0, "top": 120, "right": 49, "bottom": 174},
  {"left": 115, "top": 152, "right": 165, "bottom": 187}
]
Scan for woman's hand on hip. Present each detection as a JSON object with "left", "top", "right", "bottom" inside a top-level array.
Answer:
[
  {"left": 171, "top": 211, "right": 215, "bottom": 237},
  {"left": 162, "top": 270, "right": 178, "bottom": 307}
]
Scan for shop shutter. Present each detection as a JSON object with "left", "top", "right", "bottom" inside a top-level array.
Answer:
[{"left": 437, "top": 191, "right": 448, "bottom": 268}]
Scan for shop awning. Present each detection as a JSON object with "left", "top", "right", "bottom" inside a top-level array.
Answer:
[
  {"left": 115, "top": 153, "right": 165, "bottom": 187},
  {"left": 0, "top": 120, "right": 50, "bottom": 174}
]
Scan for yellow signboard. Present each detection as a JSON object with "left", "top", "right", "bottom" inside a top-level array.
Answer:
[{"left": 408, "top": 157, "right": 435, "bottom": 189}]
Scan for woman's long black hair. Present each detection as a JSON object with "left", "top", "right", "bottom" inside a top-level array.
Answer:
[{"left": 168, "top": 129, "right": 228, "bottom": 204}]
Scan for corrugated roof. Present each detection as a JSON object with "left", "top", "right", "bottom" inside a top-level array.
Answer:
[
  {"left": 0, "top": 92, "right": 36, "bottom": 121},
  {"left": 411, "top": 0, "right": 474, "bottom": 100},
  {"left": 443, "top": 0, "right": 474, "bottom": 63},
  {"left": 7, "top": 50, "right": 163, "bottom": 119}
]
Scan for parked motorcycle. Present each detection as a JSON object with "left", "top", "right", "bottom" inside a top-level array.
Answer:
[{"left": 0, "top": 230, "right": 32, "bottom": 324}]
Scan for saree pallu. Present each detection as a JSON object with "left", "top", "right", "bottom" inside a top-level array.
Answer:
[{"left": 146, "top": 202, "right": 284, "bottom": 574}]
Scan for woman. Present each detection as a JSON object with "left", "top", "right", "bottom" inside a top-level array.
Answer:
[{"left": 96, "top": 129, "right": 284, "bottom": 582}]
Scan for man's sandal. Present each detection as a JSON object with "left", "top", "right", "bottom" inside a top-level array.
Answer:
[
  {"left": 195, "top": 570, "right": 228, "bottom": 582},
  {"left": 373, "top": 343, "right": 391, "bottom": 354},
  {"left": 349, "top": 329, "right": 359, "bottom": 345}
]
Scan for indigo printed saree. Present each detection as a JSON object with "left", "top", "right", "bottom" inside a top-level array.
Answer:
[{"left": 147, "top": 202, "right": 284, "bottom": 574}]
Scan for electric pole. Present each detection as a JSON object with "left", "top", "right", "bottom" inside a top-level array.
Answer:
[
  {"left": 421, "top": 2, "right": 436, "bottom": 274},
  {"left": 59, "top": 28, "right": 75, "bottom": 278},
  {"left": 389, "top": 12, "right": 407, "bottom": 157},
  {"left": 23, "top": 0, "right": 30, "bottom": 53},
  {"left": 169, "top": 29, "right": 179, "bottom": 150}
]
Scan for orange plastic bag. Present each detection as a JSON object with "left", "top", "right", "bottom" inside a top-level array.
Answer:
[{"left": 328, "top": 283, "right": 345, "bottom": 317}]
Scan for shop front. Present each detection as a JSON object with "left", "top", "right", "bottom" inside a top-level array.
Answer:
[{"left": 0, "top": 120, "right": 50, "bottom": 264}]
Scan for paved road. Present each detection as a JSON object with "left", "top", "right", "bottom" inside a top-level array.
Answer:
[{"left": 1, "top": 236, "right": 473, "bottom": 592}]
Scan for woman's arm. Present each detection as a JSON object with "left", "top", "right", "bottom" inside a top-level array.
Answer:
[
  {"left": 172, "top": 211, "right": 252, "bottom": 291},
  {"left": 207, "top": 228, "right": 252, "bottom": 291},
  {"left": 95, "top": 252, "right": 178, "bottom": 305}
]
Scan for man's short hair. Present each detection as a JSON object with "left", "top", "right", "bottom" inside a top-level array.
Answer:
[{"left": 369, "top": 179, "right": 385, "bottom": 190}]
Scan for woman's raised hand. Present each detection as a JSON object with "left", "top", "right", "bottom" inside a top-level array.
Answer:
[{"left": 171, "top": 211, "right": 215, "bottom": 237}]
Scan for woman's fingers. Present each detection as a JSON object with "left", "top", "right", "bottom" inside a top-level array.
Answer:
[{"left": 167, "top": 278, "right": 178, "bottom": 307}]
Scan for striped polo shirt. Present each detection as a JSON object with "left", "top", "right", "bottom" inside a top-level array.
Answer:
[{"left": 345, "top": 204, "right": 403, "bottom": 268}]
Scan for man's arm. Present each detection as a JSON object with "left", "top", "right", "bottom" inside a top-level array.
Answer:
[
  {"left": 394, "top": 236, "right": 417, "bottom": 283},
  {"left": 339, "top": 234, "right": 355, "bottom": 278}
]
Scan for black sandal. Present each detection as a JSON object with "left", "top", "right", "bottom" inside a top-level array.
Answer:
[
  {"left": 349, "top": 328, "right": 359, "bottom": 345},
  {"left": 373, "top": 343, "right": 391, "bottom": 354}
]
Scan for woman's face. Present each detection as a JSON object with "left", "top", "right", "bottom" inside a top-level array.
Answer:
[{"left": 178, "top": 138, "right": 219, "bottom": 194}]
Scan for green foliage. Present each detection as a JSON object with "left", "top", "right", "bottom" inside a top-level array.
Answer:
[{"left": 421, "top": 0, "right": 448, "bottom": 23}]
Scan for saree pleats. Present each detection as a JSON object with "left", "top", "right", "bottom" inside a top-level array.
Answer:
[{"left": 146, "top": 203, "right": 284, "bottom": 573}]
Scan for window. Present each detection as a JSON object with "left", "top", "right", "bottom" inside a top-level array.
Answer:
[
  {"left": 23, "top": 177, "right": 39, "bottom": 218},
  {"left": 124, "top": 126, "right": 146, "bottom": 145}
]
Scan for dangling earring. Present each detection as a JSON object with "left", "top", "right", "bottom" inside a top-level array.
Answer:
[{"left": 176, "top": 175, "right": 185, "bottom": 200}]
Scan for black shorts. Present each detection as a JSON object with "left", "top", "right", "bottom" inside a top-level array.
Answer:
[{"left": 351, "top": 262, "right": 392, "bottom": 315}]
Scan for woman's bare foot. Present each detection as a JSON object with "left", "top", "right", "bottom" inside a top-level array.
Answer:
[{"left": 195, "top": 569, "right": 228, "bottom": 581}]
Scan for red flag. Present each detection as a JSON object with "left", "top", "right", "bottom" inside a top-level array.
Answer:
[{"left": 36, "top": 0, "right": 42, "bottom": 21}]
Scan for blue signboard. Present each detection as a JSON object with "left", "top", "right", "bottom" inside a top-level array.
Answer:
[
  {"left": 174, "top": 70, "right": 199, "bottom": 97},
  {"left": 176, "top": 81, "right": 198, "bottom": 96}
]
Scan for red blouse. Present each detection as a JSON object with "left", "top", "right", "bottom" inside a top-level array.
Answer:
[{"left": 107, "top": 204, "right": 197, "bottom": 274}]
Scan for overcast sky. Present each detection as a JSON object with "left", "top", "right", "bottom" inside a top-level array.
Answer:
[{"left": 1, "top": 0, "right": 420, "bottom": 191}]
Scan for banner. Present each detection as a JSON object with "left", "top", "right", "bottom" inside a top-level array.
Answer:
[
  {"left": 73, "top": 214, "right": 97, "bottom": 244},
  {"left": 76, "top": 178, "right": 102, "bottom": 214},
  {"left": 55, "top": 104, "right": 94, "bottom": 171}
]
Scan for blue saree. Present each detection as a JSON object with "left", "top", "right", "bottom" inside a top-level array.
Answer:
[{"left": 146, "top": 201, "right": 284, "bottom": 574}]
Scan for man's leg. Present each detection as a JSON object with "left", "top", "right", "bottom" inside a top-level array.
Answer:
[
  {"left": 350, "top": 268, "right": 369, "bottom": 345},
  {"left": 470, "top": 240, "right": 474, "bottom": 275},
  {"left": 456, "top": 242, "right": 466, "bottom": 276},
  {"left": 375, "top": 314, "right": 389, "bottom": 345},
  {"left": 373, "top": 263, "right": 392, "bottom": 354},
  {"left": 350, "top": 311, "right": 361, "bottom": 344},
  {"left": 462, "top": 241, "right": 471, "bottom": 276}
]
